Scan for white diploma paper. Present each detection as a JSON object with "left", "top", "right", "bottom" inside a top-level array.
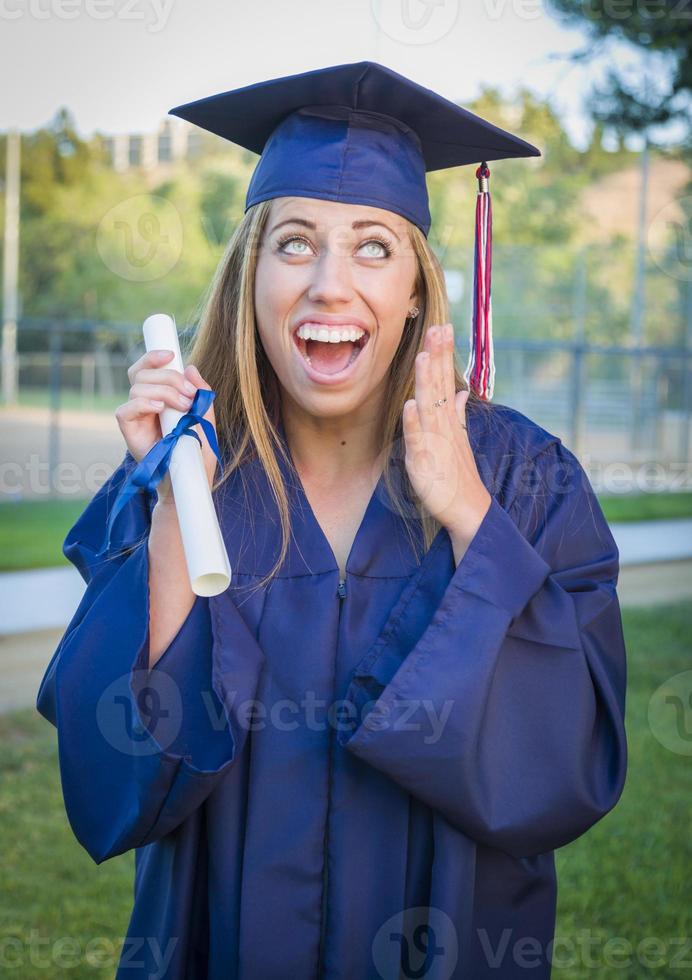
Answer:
[{"left": 142, "top": 313, "right": 231, "bottom": 596}]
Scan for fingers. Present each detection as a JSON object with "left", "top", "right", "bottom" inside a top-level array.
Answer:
[
  {"left": 184, "top": 365, "right": 216, "bottom": 425},
  {"left": 118, "top": 356, "right": 218, "bottom": 478},
  {"left": 127, "top": 349, "right": 175, "bottom": 385},
  {"left": 116, "top": 396, "right": 166, "bottom": 424},
  {"left": 440, "top": 324, "right": 456, "bottom": 400},
  {"left": 402, "top": 396, "right": 422, "bottom": 449},
  {"left": 415, "top": 324, "right": 456, "bottom": 426},
  {"left": 123, "top": 352, "right": 217, "bottom": 433},
  {"left": 414, "top": 351, "right": 435, "bottom": 426},
  {"left": 184, "top": 364, "right": 208, "bottom": 387},
  {"left": 427, "top": 324, "right": 454, "bottom": 408},
  {"left": 128, "top": 350, "right": 196, "bottom": 414},
  {"left": 144, "top": 367, "right": 196, "bottom": 392},
  {"left": 133, "top": 367, "right": 196, "bottom": 395},
  {"left": 128, "top": 359, "right": 211, "bottom": 416},
  {"left": 130, "top": 381, "right": 195, "bottom": 412}
]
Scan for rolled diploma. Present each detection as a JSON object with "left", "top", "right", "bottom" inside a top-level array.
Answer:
[{"left": 142, "top": 313, "right": 231, "bottom": 597}]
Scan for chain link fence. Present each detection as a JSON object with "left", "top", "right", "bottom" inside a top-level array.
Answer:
[{"left": 3, "top": 240, "right": 691, "bottom": 497}]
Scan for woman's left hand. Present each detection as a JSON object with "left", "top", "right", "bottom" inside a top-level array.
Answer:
[{"left": 402, "top": 322, "right": 492, "bottom": 549}]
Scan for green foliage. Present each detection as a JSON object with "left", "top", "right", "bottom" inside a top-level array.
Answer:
[
  {"left": 198, "top": 166, "right": 246, "bottom": 248},
  {"left": 545, "top": 0, "right": 691, "bottom": 134},
  {"left": 17, "top": 109, "right": 93, "bottom": 217},
  {"left": 0, "top": 97, "right": 685, "bottom": 350}
]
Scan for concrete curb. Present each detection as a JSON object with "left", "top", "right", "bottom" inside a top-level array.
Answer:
[{"left": 1, "top": 518, "right": 692, "bottom": 637}]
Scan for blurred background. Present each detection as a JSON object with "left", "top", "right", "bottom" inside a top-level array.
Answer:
[{"left": 0, "top": 1, "right": 690, "bottom": 977}]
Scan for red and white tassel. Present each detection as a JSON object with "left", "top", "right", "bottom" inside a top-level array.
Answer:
[{"left": 464, "top": 161, "right": 495, "bottom": 401}]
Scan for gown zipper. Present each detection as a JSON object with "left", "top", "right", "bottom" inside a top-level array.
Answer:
[{"left": 317, "top": 576, "right": 346, "bottom": 976}]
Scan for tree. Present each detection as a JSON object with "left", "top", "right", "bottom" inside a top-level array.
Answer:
[
  {"left": 546, "top": 0, "right": 691, "bottom": 135},
  {"left": 18, "top": 108, "right": 94, "bottom": 217}
]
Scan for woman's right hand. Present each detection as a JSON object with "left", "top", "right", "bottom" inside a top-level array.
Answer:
[{"left": 116, "top": 349, "right": 219, "bottom": 500}]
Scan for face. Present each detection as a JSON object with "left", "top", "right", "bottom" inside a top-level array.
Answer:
[{"left": 254, "top": 196, "right": 419, "bottom": 421}]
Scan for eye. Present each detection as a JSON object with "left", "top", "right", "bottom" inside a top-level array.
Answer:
[
  {"left": 358, "top": 238, "right": 393, "bottom": 259},
  {"left": 275, "top": 233, "right": 394, "bottom": 258},
  {"left": 277, "top": 235, "right": 312, "bottom": 255}
]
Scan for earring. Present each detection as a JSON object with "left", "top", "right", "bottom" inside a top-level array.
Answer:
[{"left": 407, "top": 307, "right": 420, "bottom": 318}]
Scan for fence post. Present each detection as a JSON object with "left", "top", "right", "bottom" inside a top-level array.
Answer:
[
  {"left": 81, "top": 353, "right": 96, "bottom": 407},
  {"left": 570, "top": 249, "right": 587, "bottom": 458},
  {"left": 681, "top": 278, "right": 692, "bottom": 468},
  {"left": 2, "top": 129, "right": 20, "bottom": 407},
  {"left": 630, "top": 141, "right": 649, "bottom": 456},
  {"left": 48, "top": 326, "right": 62, "bottom": 496}
]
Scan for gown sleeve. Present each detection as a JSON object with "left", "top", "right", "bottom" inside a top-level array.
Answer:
[
  {"left": 338, "top": 439, "right": 628, "bottom": 860},
  {"left": 36, "top": 450, "right": 262, "bottom": 865}
]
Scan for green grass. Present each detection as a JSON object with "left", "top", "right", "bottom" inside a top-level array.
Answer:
[
  {"left": 2, "top": 492, "right": 692, "bottom": 573},
  {"left": 599, "top": 491, "right": 692, "bottom": 523},
  {"left": 0, "top": 603, "right": 690, "bottom": 977},
  {"left": 554, "top": 601, "right": 692, "bottom": 977},
  {"left": 0, "top": 499, "right": 89, "bottom": 571},
  {"left": 0, "top": 709, "right": 135, "bottom": 979}
]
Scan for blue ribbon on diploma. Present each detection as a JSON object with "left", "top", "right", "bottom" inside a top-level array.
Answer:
[{"left": 97, "top": 387, "right": 224, "bottom": 557}]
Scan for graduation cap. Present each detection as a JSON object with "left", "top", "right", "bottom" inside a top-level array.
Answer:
[{"left": 169, "top": 61, "right": 540, "bottom": 401}]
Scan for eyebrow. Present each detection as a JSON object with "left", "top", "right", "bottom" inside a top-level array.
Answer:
[{"left": 268, "top": 217, "right": 401, "bottom": 242}]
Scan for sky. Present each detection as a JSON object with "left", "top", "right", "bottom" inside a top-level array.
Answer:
[{"left": 0, "top": 0, "right": 657, "bottom": 150}]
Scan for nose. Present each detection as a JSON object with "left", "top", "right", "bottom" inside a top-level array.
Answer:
[{"left": 306, "top": 245, "right": 354, "bottom": 306}]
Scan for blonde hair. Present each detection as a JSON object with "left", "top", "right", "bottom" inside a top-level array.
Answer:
[{"left": 185, "top": 199, "right": 494, "bottom": 592}]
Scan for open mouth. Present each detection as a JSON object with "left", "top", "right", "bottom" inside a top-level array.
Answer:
[{"left": 292, "top": 327, "right": 370, "bottom": 377}]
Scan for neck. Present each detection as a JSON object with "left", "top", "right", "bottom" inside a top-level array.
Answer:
[{"left": 279, "top": 401, "right": 385, "bottom": 487}]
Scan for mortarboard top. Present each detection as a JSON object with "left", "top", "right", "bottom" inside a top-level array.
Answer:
[
  {"left": 169, "top": 61, "right": 543, "bottom": 400},
  {"left": 168, "top": 61, "right": 540, "bottom": 237}
]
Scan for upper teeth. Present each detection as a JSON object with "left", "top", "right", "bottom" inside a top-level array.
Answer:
[{"left": 296, "top": 323, "right": 366, "bottom": 343}]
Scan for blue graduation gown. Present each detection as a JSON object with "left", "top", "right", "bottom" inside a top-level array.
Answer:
[{"left": 36, "top": 403, "right": 628, "bottom": 979}]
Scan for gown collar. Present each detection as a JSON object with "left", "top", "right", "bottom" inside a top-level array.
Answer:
[{"left": 218, "top": 415, "right": 445, "bottom": 580}]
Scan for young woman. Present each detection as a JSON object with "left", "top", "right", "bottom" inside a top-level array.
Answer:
[{"left": 37, "top": 62, "right": 628, "bottom": 979}]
